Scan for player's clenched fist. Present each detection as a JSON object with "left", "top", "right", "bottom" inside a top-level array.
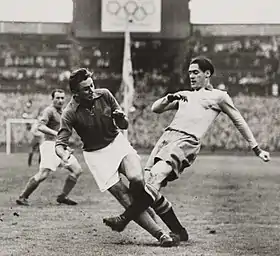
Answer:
[
  {"left": 112, "top": 109, "right": 126, "bottom": 119},
  {"left": 253, "top": 145, "right": 270, "bottom": 162},
  {"left": 167, "top": 93, "right": 188, "bottom": 103},
  {"left": 61, "top": 146, "right": 73, "bottom": 163},
  {"left": 258, "top": 150, "right": 270, "bottom": 162}
]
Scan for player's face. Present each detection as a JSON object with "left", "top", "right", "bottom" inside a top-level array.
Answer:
[
  {"left": 188, "top": 63, "right": 208, "bottom": 89},
  {"left": 53, "top": 92, "right": 65, "bottom": 109},
  {"left": 26, "top": 102, "right": 32, "bottom": 108},
  {"left": 78, "top": 77, "right": 95, "bottom": 101}
]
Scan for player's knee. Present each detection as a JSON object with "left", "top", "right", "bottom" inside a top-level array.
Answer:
[
  {"left": 68, "top": 161, "right": 83, "bottom": 178},
  {"left": 146, "top": 174, "right": 162, "bottom": 191},
  {"left": 121, "top": 153, "right": 143, "bottom": 180},
  {"left": 71, "top": 170, "right": 82, "bottom": 180},
  {"left": 73, "top": 166, "right": 82, "bottom": 178},
  {"left": 34, "top": 168, "right": 50, "bottom": 182},
  {"left": 130, "top": 172, "right": 144, "bottom": 184}
]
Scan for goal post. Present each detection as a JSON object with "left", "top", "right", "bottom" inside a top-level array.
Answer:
[{"left": 6, "top": 118, "right": 37, "bottom": 155}]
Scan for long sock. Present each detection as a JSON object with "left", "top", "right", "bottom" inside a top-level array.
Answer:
[
  {"left": 20, "top": 177, "right": 40, "bottom": 199},
  {"left": 108, "top": 182, "right": 162, "bottom": 240},
  {"left": 153, "top": 195, "right": 185, "bottom": 234},
  {"left": 28, "top": 153, "right": 33, "bottom": 166},
  {"left": 122, "top": 185, "right": 154, "bottom": 221},
  {"left": 134, "top": 210, "right": 163, "bottom": 240},
  {"left": 58, "top": 175, "right": 77, "bottom": 198}
]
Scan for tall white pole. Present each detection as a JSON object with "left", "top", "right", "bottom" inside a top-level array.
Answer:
[
  {"left": 123, "top": 18, "right": 132, "bottom": 117},
  {"left": 122, "top": 18, "right": 133, "bottom": 137}
]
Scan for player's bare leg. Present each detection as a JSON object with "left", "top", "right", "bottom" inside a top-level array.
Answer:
[
  {"left": 103, "top": 154, "right": 156, "bottom": 231},
  {"left": 147, "top": 160, "right": 188, "bottom": 241},
  {"left": 27, "top": 136, "right": 39, "bottom": 167},
  {"left": 104, "top": 159, "right": 188, "bottom": 241},
  {"left": 16, "top": 168, "right": 51, "bottom": 206},
  {"left": 27, "top": 144, "right": 35, "bottom": 167},
  {"left": 27, "top": 152, "right": 33, "bottom": 167},
  {"left": 107, "top": 180, "right": 179, "bottom": 247},
  {"left": 57, "top": 157, "right": 82, "bottom": 205}
]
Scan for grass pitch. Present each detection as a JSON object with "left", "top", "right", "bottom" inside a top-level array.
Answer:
[{"left": 0, "top": 153, "right": 280, "bottom": 256}]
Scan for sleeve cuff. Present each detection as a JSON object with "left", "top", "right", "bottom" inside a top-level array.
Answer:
[{"left": 252, "top": 145, "right": 261, "bottom": 156}]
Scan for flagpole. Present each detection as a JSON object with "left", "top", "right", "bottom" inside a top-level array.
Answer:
[
  {"left": 122, "top": 18, "right": 133, "bottom": 138},
  {"left": 123, "top": 18, "right": 132, "bottom": 117}
]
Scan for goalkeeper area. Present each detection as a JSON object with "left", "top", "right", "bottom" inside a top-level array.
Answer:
[
  {"left": 1, "top": 153, "right": 280, "bottom": 255},
  {"left": 6, "top": 118, "right": 37, "bottom": 154}
]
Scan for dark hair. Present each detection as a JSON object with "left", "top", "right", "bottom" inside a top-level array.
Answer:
[
  {"left": 51, "top": 89, "right": 65, "bottom": 99},
  {"left": 69, "top": 68, "right": 92, "bottom": 92},
  {"left": 190, "top": 56, "right": 215, "bottom": 76}
]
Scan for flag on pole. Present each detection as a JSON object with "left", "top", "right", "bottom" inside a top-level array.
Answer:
[{"left": 121, "top": 27, "right": 135, "bottom": 115}]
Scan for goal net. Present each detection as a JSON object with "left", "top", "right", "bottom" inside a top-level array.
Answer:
[
  {"left": 6, "top": 118, "right": 37, "bottom": 154},
  {"left": 6, "top": 118, "right": 83, "bottom": 154}
]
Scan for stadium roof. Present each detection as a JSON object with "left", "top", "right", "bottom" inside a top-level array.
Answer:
[
  {"left": 0, "top": 0, "right": 73, "bottom": 23},
  {"left": 0, "top": 0, "right": 280, "bottom": 24}
]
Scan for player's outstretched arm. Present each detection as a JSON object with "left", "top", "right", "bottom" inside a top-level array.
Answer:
[
  {"left": 151, "top": 92, "right": 187, "bottom": 113},
  {"left": 219, "top": 93, "right": 270, "bottom": 162}
]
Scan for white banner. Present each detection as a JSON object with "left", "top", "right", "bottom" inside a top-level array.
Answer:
[{"left": 101, "top": 0, "right": 161, "bottom": 32}]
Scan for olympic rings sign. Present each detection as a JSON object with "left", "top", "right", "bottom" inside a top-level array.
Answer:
[
  {"left": 106, "top": 0, "right": 155, "bottom": 21},
  {"left": 101, "top": 0, "right": 161, "bottom": 32}
]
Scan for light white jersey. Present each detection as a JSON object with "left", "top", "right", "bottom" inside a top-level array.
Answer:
[{"left": 167, "top": 88, "right": 258, "bottom": 148}]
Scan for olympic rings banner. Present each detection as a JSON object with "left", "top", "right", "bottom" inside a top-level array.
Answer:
[{"left": 101, "top": 0, "right": 161, "bottom": 32}]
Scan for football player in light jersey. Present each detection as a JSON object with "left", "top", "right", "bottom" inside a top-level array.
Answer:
[
  {"left": 103, "top": 56, "right": 270, "bottom": 241},
  {"left": 16, "top": 89, "right": 82, "bottom": 206}
]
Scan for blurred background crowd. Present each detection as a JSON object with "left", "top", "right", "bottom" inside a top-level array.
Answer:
[{"left": 1, "top": 0, "right": 280, "bottom": 153}]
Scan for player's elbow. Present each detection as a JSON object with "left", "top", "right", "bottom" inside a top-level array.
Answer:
[
  {"left": 37, "top": 123, "right": 44, "bottom": 132},
  {"left": 116, "top": 119, "right": 128, "bottom": 129},
  {"left": 151, "top": 104, "right": 163, "bottom": 113}
]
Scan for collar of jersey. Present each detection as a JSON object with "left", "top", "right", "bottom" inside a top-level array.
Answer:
[
  {"left": 191, "top": 84, "right": 213, "bottom": 91},
  {"left": 70, "top": 92, "right": 102, "bottom": 111}
]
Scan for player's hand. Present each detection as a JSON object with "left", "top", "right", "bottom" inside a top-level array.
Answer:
[
  {"left": 22, "top": 113, "right": 29, "bottom": 119},
  {"left": 258, "top": 149, "right": 270, "bottom": 162},
  {"left": 112, "top": 109, "right": 126, "bottom": 119},
  {"left": 61, "top": 147, "right": 73, "bottom": 163},
  {"left": 167, "top": 93, "right": 188, "bottom": 103},
  {"left": 66, "top": 146, "right": 74, "bottom": 154}
]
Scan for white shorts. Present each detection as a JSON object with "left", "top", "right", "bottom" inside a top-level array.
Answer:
[
  {"left": 83, "top": 132, "right": 138, "bottom": 192},
  {"left": 39, "top": 141, "right": 78, "bottom": 171}
]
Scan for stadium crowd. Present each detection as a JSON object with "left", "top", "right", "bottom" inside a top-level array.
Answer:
[
  {"left": 1, "top": 34, "right": 280, "bottom": 152},
  {"left": 1, "top": 83, "right": 280, "bottom": 152},
  {"left": 192, "top": 34, "right": 280, "bottom": 96}
]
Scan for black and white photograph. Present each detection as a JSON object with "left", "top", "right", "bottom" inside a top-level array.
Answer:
[{"left": 0, "top": 0, "right": 279, "bottom": 255}]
